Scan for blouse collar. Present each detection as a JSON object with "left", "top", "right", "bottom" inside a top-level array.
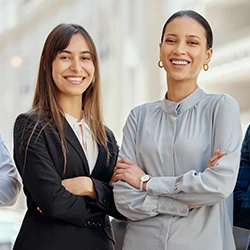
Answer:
[
  {"left": 161, "top": 87, "right": 206, "bottom": 115},
  {"left": 64, "top": 113, "right": 91, "bottom": 132}
]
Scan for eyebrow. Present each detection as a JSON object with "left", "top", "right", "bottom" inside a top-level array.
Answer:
[
  {"left": 58, "top": 50, "right": 92, "bottom": 55},
  {"left": 165, "top": 33, "right": 201, "bottom": 40}
]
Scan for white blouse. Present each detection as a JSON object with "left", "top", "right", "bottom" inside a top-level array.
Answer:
[{"left": 65, "top": 114, "right": 98, "bottom": 174}]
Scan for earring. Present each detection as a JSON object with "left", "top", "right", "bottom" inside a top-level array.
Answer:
[
  {"left": 203, "top": 64, "right": 209, "bottom": 71},
  {"left": 158, "top": 60, "right": 163, "bottom": 68}
]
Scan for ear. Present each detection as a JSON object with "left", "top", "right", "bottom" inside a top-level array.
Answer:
[{"left": 205, "top": 48, "right": 213, "bottom": 65}]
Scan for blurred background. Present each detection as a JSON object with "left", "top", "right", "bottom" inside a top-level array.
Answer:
[{"left": 0, "top": 0, "right": 249, "bottom": 249}]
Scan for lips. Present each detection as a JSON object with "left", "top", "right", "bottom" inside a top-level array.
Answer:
[
  {"left": 65, "top": 77, "right": 84, "bottom": 81},
  {"left": 171, "top": 59, "right": 189, "bottom": 66},
  {"left": 64, "top": 76, "right": 86, "bottom": 84}
]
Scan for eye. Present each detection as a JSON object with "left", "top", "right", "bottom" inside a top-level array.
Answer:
[
  {"left": 165, "top": 39, "right": 176, "bottom": 44},
  {"left": 81, "top": 56, "right": 91, "bottom": 61},
  {"left": 188, "top": 41, "right": 199, "bottom": 46},
  {"left": 59, "top": 55, "right": 71, "bottom": 60}
]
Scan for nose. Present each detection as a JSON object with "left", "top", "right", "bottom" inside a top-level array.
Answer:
[
  {"left": 173, "top": 42, "right": 186, "bottom": 55},
  {"left": 70, "top": 59, "right": 81, "bottom": 73}
]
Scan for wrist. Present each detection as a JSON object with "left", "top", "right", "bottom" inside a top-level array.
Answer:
[
  {"left": 86, "top": 178, "right": 96, "bottom": 199},
  {"left": 142, "top": 182, "right": 148, "bottom": 191},
  {"left": 139, "top": 174, "right": 151, "bottom": 191}
]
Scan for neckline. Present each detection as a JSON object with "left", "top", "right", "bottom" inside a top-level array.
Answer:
[{"left": 161, "top": 87, "right": 206, "bottom": 115}]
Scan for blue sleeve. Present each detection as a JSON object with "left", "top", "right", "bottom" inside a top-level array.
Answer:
[
  {"left": 0, "top": 135, "right": 21, "bottom": 206},
  {"left": 234, "top": 125, "right": 250, "bottom": 209}
]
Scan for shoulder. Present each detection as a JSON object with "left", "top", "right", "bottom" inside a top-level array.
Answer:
[
  {"left": 104, "top": 126, "right": 119, "bottom": 152},
  {"left": 13, "top": 111, "right": 37, "bottom": 142},
  {"left": 206, "top": 93, "right": 239, "bottom": 107},
  {"left": 131, "top": 100, "right": 162, "bottom": 112},
  {"left": 15, "top": 110, "right": 38, "bottom": 125},
  {"left": 15, "top": 110, "right": 53, "bottom": 129},
  {"left": 128, "top": 100, "right": 162, "bottom": 119},
  {"left": 14, "top": 110, "right": 37, "bottom": 131},
  {"left": 104, "top": 126, "right": 115, "bottom": 140},
  {"left": 201, "top": 93, "right": 240, "bottom": 116},
  {"left": 244, "top": 125, "right": 250, "bottom": 138},
  {"left": 14, "top": 110, "right": 52, "bottom": 138},
  {"left": 202, "top": 93, "right": 241, "bottom": 130}
]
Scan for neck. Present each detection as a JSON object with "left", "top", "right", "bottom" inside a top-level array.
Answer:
[
  {"left": 57, "top": 94, "right": 83, "bottom": 121},
  {"left": 166, "top": 78, "right": 198, "bottom": 102}
]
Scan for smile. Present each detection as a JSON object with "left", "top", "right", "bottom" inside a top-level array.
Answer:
[
  {"left": 171, "top": 60, "right": 189, "bottom": 65},
  {"left": 65, "top": 77, "right": 84, "bottom": 82}
]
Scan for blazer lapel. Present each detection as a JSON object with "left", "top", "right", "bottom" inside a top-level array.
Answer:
[
  {"left": 91, "top": 144, "right": 107, "bottom": 178},
  {"left": 63, "top": 120, "right": 90, "bottom": 175}
]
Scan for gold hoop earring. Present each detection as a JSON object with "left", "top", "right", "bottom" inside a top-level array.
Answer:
[
  {"left": 158, "top": 60, "right": 163, "bottom": 68},
  {"left": 203, "top": 64, "right": 209, "bottom": 71}
]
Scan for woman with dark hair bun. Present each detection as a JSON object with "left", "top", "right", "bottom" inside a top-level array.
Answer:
[
  {"left": 112, "top": 10, "right": 242, "bottom": 250},
  {"left": 13, "top": 23, "right": 123, "bottom": 250}
]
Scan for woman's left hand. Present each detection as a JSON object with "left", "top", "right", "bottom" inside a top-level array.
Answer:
[
  {"left": 111, "top": 158, "right": 145, "bottom": 189},
  {"left": 62, "top": 176, "right": 96, "bottom": 199}
]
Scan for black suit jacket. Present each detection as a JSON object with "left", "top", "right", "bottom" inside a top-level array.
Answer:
[{"left": 13, "top": 112, "right": 123, "bottom": 250}]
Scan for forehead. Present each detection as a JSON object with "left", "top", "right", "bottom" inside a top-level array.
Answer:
[
  {"left": 164, "top": 16, "right": 206, "bottom": 38},
  {"left": 65, "top": 33, "right": 91, "bottom": 51}
]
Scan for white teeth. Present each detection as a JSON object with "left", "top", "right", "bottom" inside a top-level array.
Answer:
[
  {"left": 172, "top": 60, "right": 188, "bottom": 65},
  {"left": 67, "top": 77, "right": 83, "bottom": 82}
]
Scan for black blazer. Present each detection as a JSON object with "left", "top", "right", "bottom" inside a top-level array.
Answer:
[{"left": 13, "top": 112, "right": 123, "bottom": 250}]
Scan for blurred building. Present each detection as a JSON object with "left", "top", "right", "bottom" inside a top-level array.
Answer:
[
  {"left": 202, "top": 0, "right": 250, "bottom": 133},
  {"left": 0, "top": 0, "right": 249, "bottom": 248},
  {"left": 0, "top": 0, "right": 249, "bottom": 215}
]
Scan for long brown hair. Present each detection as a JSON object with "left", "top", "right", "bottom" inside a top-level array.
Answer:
[{"left": 28, "top": 23, "right": 108, "bottom": 174}]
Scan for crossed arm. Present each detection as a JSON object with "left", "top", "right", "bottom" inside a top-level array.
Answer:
[
  {"left": 112, "top": 96, "right": 242, "bottom": 221},
  {"left": 15, "top": 113, "right": 123, "bottom": 225},
  {"left": 112, "top": 149, "right": 225, "bottom": 191}
]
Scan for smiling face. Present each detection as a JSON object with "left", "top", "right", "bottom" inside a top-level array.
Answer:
[
  {"left": 160, "top": 16, "right": 212, "bottom": 86},
  {"left": 52, "top": 33, "right": 95, "bottom": 102}
]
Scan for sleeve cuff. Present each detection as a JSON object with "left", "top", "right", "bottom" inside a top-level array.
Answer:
[
  {"left": 146, "top": 176, "right": 177, "bottom": 196},
  {"left": 157, "top": 196, "right": 189, "bottom": 217}
]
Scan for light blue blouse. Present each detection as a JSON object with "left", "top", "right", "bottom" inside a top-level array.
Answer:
[
  {"left": 0, "top": 135, "right": 21, "bottom": 206},
  {"left": 113, "top": 87, "right": 242, "bottom": 250}
]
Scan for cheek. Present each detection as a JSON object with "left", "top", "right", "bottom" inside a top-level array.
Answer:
[
  {"left": 51, "top": 65, "right": 62, "bottom": 89},
  {"left": 51, "top": 70, "right": 59, "bottom": 87},
  {"left": 84, "top": 62, "right": 95, "bottom": 76},
  {"left": 52, "top": 62, "right": 63, "bottom": 80},
  {"left": 194, "top": 55, "right": 207, "bottom": 67},
  {"left": 52, "top": 62, "right": 58, "bottom": 80},
  {"left": 192, "top": 49, "right": 207, "bottom": 62},
  {"left": 160, "top": 47, "right": 169, "bottom": 59}
]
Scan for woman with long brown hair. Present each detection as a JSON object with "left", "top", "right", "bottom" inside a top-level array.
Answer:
[{"left": 13, "top": 23, "right": 123, "bottom": 250}]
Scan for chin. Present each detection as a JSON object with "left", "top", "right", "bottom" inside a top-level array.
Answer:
[{"left": 169, "top": 75, "right": 187, "bottom": 82}]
